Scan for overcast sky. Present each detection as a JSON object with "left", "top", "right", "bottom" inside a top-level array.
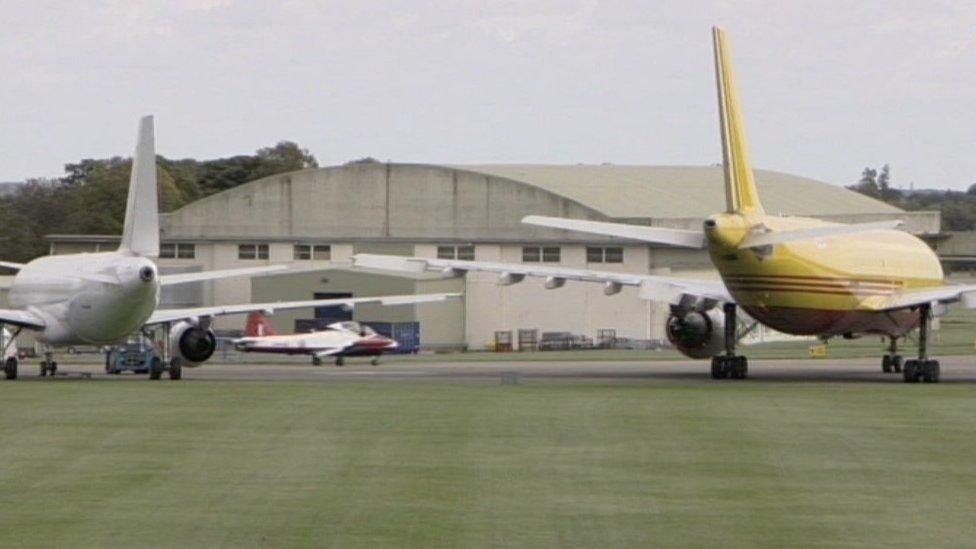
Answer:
[{"left": 0, "top": 1, "right": 973, "bottom": 189}]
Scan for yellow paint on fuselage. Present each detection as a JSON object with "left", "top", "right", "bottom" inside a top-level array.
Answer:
[{"left": 706, "top": 212, "right": 944, "bottom": 313}]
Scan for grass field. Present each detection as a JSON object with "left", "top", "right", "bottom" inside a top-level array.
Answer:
[{"left": 2, "top": 379, "right": 975, "bottom": 547}]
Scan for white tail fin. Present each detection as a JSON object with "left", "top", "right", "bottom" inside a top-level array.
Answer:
[{"left": 119, "top": 116, "right": 159, "bottom": 256}]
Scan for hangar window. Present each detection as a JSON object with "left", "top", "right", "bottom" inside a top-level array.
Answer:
[
  {"left": 160, "top": 243, "right": 195, "bottom": 259},
  {"left": 294, "top": 244, "right": 331, "bottom": 260},
  {"left": 239, "top": 243, "right": 269, "bottom": 260},
  {"left": 522, "top": 246, "right": 560, "bottom": 263},
  {"left": 437, "top": 245, "right": 475, "bottom": 260},
  {"left": 587, "top": 246, "right": 624, "bottom": 264}
]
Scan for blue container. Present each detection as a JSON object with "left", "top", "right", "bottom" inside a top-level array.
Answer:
[{"left": 392, "top": 322, "right": 420, "bottom": 354}]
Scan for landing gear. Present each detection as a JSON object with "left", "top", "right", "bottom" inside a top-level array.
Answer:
[
  {"left": 711, "top": 303, "right": 748, "bottom": 380},
  {"left": 0, "top": 324, "right": 21, "bottom": 380},
  {"left": 312, "top": 356, "right": 322, "bottom": 366},
  {"left": 335, "top": 357, "right": 345, "bottom": 367},
  {"left": 168, "top": 358, "right": 183, "bottom": 380},
  {"left": 882, "top": 337, "right": 903, "bottom": 374},
  {"left": 903, "top": 304, "right": 939, "bottom": 383},
  {"left": 370, "top": 357, "right": 380, "bottom": 366},
  {"left": 148, "top": 356, "right": 163, "bottom": 380},
  {"left": 710, "top": 355, "right": 747, "bottom": 379},
  {"left": 39, "top": 349, "right": 57, "bottom": 377}
]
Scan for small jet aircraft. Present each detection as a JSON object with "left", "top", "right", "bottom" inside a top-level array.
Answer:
[
  {"left": 233, "top": 312, "right": 399, "bottom": 366},
  {"left": 353, "top": 27, "right": 974, "bottom": 383},
  {"left": 0, "top": 116, "right": 458, "bottom": 380}
]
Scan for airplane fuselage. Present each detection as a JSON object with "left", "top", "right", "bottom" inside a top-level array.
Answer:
[
  {"left": 707, "top": 213, "right": 944, "bottom": 337},
  {"left": 234, "top": 331, "right": 397, "bottom": 357},
  {"left": 8, "top": 252, "right": 159, "bottom": 345}
]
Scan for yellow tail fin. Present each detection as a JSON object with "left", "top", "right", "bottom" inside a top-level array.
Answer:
[{"left": 713, "top": 27, "right": 764, "bottom": 214}]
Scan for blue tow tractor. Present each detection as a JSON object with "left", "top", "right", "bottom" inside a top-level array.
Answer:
[{"left": 105, "top": 336, "right": 161, "bottom": 375}]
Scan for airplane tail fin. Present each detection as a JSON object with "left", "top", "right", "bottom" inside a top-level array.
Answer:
[
  {"left": 713, "top": 27, "right": 764, "bottom": 214},
  {"left": 119, "top": 115, "right": 160, "bottom": 256},
  {"left": 244, "top": 312, "right": 277, "bottom": 337}
]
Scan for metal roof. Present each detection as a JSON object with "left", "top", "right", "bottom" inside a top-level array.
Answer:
[{"left": 449, "top": 164, "right": 899, "bottom": 219}]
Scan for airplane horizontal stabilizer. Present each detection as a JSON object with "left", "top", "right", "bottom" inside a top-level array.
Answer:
[
  {"left": 738, "top": 220, "right": 903, "bottom": 249},
  {"left": 159, "top": 265, "right": 289, "bottom": 286},
  {"left": 522, "top": 216, "right": 705, "bottom": 248}
]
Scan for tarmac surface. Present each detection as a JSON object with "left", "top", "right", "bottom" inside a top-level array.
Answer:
[{"left": 20, "top": 354, "right": 976, "bottom": 383}]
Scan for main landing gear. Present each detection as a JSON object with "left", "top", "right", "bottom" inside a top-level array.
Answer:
[
  {"left": 711, "top": 303, "right": 748, "bottom": 380},
  {"left": 39, "top": 348, "right": 57, "bottom": 377},
  {"left": 901, "top": 304, "right": 940, "bottom": 383}
]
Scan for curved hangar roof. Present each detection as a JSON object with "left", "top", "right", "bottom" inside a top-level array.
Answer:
[
  {"left": 450, "top": 165, "right": 898, "bottom": 218},
  {"left": 160, "top": 163, "right": 907, "bottom": 242}
]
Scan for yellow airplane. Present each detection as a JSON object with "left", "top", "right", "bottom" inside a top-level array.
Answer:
[{"left": 354, "top": 27, "right": 967, "bottom": 383}]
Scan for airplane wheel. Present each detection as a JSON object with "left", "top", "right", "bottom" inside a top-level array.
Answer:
[
  {"left": 892, "top": 355, "right": 903, "bottom": 373},
  {"left": 39, "top": 363, "right": 46, "bottom": 377},
  {"left": 902, "top": 360, "right": 920, "bottom": 383},
  {"left": 312, "top": 356, "right": 322, "bottom": 366},
  {"left": 370, "top": 358, "right": 380, "bottom": 366},
  {"left": 735, "top": 357, "right": 748, "bottom": 379},
  {"left": 148, "top": 357, "right": 162, "bottom": 380},
  {"left": 169, "top": 358, "right": 183, "bottom": 380},
  {"left": 882, "top": 355, "right": 892, "bottom": 373},
  {"left": 50, "top": 362, "right": 57, "bottom": 376},
  {"left": 922, "top": 360, "right": 940, "bottom": 383},
  {"left": 4, "top": 357, "right": 17, "bottom": 380},
  {"left": 710, "top": 357, "right": 725, "bottom": 379},
  {"left": 335, "top": 357, "right": 345, "bottom": 367}
]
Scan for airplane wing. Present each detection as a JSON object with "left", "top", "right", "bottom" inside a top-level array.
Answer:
[
  {"left": 352, "top": 254, "right": 732, "bottom": 306},
  {"left": 880, "top": 284, "right": 976, "bottom": 311},
  {"left": 159, "top": 265, "right": 289, "bottom": 286},
  {"left": 0, "top": 261, "right": 24, "bottom": 271},
  {"left": 145, "top": 292, "right": 460, "bottom": 326},
  {"left": 0, "top": 309, "right": 46, "bottom": 330},
  {"left": 313, "top": 345, "right": 353, "bottom": 358},
  {"left": 523, "top": 216, "right": 705, "bottom": 248}
]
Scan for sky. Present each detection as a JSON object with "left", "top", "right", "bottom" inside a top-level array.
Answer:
[{"left": 0, "top": 0, "right": 974, "bottom": 189}]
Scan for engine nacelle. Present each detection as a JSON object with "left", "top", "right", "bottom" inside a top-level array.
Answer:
[
  {"left": 666, "top": 309, "right": 726, "bottom": 359},
  {"left": 169, "top": 321, "right": 217, "bottom": 367}
]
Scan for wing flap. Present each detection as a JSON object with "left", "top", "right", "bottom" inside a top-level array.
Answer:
[
  {"left": 0, "top": 309, "right": 45, "bottom": 330},
  {"left": 880, "top": 284, "right": 976, "bottom": 311},
  {"left": 352, "top": 254, "right": 732, "bottom": 305},
  {"left": 146, "top": 292, "right": 460, "bottom": 326}
]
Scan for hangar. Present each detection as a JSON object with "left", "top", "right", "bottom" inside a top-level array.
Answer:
[{"left": 47, "top": 163, "right": 940, "bottom": 350}]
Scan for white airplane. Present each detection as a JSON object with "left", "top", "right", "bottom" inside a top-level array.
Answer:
[
  {"left": 233, "top": 312, "right": 399, "bottom": 366},
  {"left": 0, "top": 116, "right": 458, "bottom": 380}
]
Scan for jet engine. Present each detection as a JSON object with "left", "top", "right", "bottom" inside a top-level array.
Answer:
[
  {"left": 666, "top": 309, "right": 726, "bottom": 359},
  {"left": 169, "top": 321, "right": 217, "bottom": 367}
]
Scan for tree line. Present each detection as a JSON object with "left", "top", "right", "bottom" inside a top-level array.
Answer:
[
  {"left": 0, "top": 142, "right": 317, "bottom": 262},
  {"left": 848, "top": 165, "right": 976, "bottom": 231}
]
